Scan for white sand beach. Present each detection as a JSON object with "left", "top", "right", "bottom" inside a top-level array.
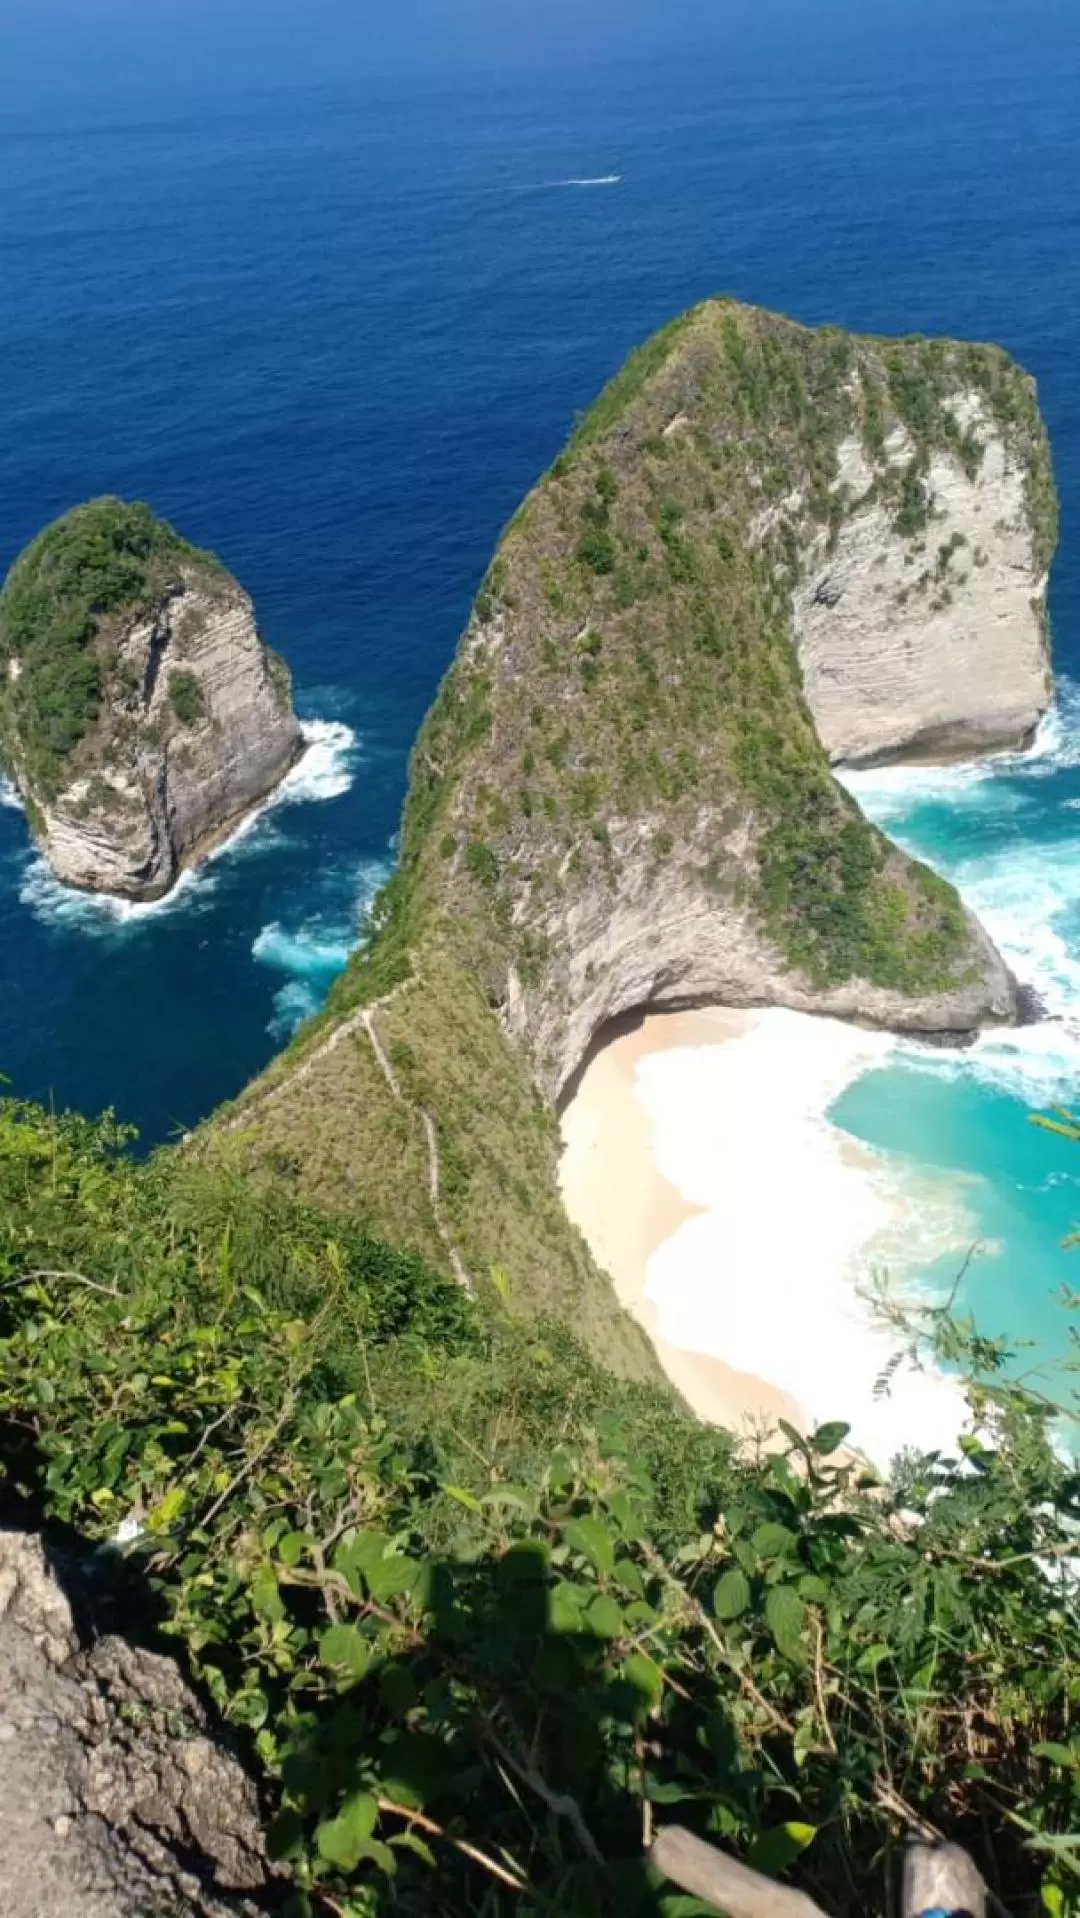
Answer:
[{"left": 559, "top": 1006, "right": 975, "bottom": 1466}]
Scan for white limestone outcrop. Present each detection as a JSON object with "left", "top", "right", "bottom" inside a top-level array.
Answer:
[{"left": 794, "top": 403, "right": 1051, "bottom": 766}]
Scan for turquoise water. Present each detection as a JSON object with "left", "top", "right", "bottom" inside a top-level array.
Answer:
[{"left": 834, "top": 689, "right": 1080, "bottom": 1389}]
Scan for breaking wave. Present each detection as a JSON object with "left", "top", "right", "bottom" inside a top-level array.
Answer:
[
  {"left": 253, "top": 856, "right": 390, "bottom": 1038},
  {"left": 842, "top": 677, "right": 1080, "bottom": 1107}
]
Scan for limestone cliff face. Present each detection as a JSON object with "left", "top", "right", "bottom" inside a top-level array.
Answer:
[
  {"left": 517, "top": 814, "right": 1015, "bottom": 1099},
  {"left": 0, "top": 1529, "right": 272, "bottom": 1918},
  {"left": 422, "top": 302, "right": 1056, "bottom": 1096},
  {"left": 794, "top": 412, "right": 1052, "bottom": 766},
  {"left": 0, "top": 501, "right": 302, "bottom": 900}
]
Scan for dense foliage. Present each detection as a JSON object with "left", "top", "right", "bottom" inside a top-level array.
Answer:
[
  {"left": 168, "top": 665, "right": 207, "bottom": 725},
  {"left": 2, "top": 1097, "right": 1079, "bottom": 1918},
  {"left": 0, "top": 497, "right": 217, "bottom": 792}
]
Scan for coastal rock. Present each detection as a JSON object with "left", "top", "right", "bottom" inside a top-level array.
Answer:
[
  {"left": 0, "top": 500, "right": 302, "bottom": 900},
  {"left": 794, "top": 411, "right": 1052, "bottom": 765}
]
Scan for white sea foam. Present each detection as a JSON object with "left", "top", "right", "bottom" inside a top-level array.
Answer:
[
  {"left": 554, "top": 174, "right": 622, "bottom": 186},
  {"left": 252, "top": 856, "right": 390, "bottom": 1037},
  {"left": 278, "top": 719, "right": 359, "bottom": 803},
  {"left": 0, "top": 776, "right": 23, "bottom": 811},
  {"left": 635, "top": 1010, "right": 974, "bottom": 1466},
  {"left": 16, "top": 716, "right": 360, "bottom": 933}
]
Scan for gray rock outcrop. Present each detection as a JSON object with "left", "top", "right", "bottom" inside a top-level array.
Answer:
[
  {"left": 0, "top": 1528, "right": 273, "bottom": 1918},
  {"left": 511, "top": 816, "right": 1016, "bottom": 1099}
]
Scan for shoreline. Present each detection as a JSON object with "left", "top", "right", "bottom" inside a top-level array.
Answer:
[
  {"left": 559, "top": 1005, "right": 974, "bottom": 1465},
  {"left": 559, "top": 1008, "right": 807, "bottom": 1438}
]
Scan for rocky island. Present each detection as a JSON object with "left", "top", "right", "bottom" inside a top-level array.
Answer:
[
  {"left": 0, "top": 498, "right": 302, "bottom": 900},
  {"left": 215, "top": 298, "right": 1057, "bottom": 1364}
]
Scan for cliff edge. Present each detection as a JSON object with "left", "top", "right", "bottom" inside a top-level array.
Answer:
[
  {"left": 0, "top": 499, "right": 303, "bottom": 900},
  {"left": 212, "top": 300, "right": 1056, "bottom": 1362}
]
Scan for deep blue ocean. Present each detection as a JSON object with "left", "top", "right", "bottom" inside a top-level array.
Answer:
[{"left": 4, "top": 0, "right": 1080, "bottom": 1376}]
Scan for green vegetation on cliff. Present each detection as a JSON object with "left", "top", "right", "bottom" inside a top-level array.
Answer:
[
  {"left": 212, "top": 302, "right": 1051, "bottom": 1356},
  {"left": 2, "top": 1096, "right": 1079, "bottom": 1916},
  {"left": 0, "top": 497, "right": 222, "bottom": 794}
]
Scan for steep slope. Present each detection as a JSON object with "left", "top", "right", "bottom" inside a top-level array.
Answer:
[
  {"left": 211, "top": 300, "right": 1056, "bottom": 1363},
  {"left": 0, "top": 499, "right": 302, "bottom": 899}
]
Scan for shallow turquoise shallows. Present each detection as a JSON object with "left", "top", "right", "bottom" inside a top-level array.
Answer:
[{"left": 836, "top": 689, "right": 1080, "bottom": 1388}]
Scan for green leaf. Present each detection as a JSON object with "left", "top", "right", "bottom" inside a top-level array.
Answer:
[
  {"left": 441, "top": 1483, "right": 483, "bottom": 1513},
  {"left": 614, "top": 1556, "right": 645, "bottom": 1595},
  {"left": 765, "top": 1584, "right": 806, "bottom": 1662},
  {"left": 229, "top": 1686, "right": 269, "bottom": 1729},
  {"left": 332, "top": 1529, "right": 393, "bottom": 1596},
  {"left": 316, "top": 1793, "right": 379, "bottom": 1871},
  {"left": 810, "top": 1422, "right": 850, "bottom": 1456},
  {"left": 390, "top": 1829, "right": 438, "bottom": 1869},
  {"left": 319, "top": 1623, "right": 372, "bottom": 1680},
  {"left": 365, "top": 1553, "right": 421, "bottom": 1604},
  {"left": 855, "top": 1642, "right": 893, "bottom": 1675},
  {"left": 713, "top": 1568, "right": 751, "bottom": 1620},
  {"left": 1042, "top": 1884, "right": 1066, "bottom": 1918},
  {"left": 623, "top": 1650, "right": 664, "bottom": 1710},
  {"left": 1034, "top": 1743, "right": 1080, "bottom": 1768},
  {"left": 148, "top": 1484, "right": 187, "bottom": 1533},
  {"left": 549, "top": 1580, "right": 587, "bottom": 1633},
  {"left": 482, "top": 1484, "right": 535, "bottom": 1513},
  {"left": 250, "top": 1563, "right": 286, "bottom": 1624},
  {"left": 748, "top": 1822, "right": 817, "bottom": 1877},
  {"left": 276, "top": 1530, "right": 311, "bottom": 1568},
  {"left": 752, "top": 1522, "right": 796, "bottom": 1560},
  {"left": 797, "top": 1573, "right": 829, "bottom": 1605},
  {"left": 565, "top": 1515, "right": 615, "bottom": 1579},
  {"left": 586, "top": 1592, "right": 624, "bottom": 1638}
]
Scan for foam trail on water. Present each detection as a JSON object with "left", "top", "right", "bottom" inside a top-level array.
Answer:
[
  {"left": 278, "top": 720, "right": 359, "bottom": 802},
  {"left": 17, "top": 715, "right": 361, "bottom": 933}
]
